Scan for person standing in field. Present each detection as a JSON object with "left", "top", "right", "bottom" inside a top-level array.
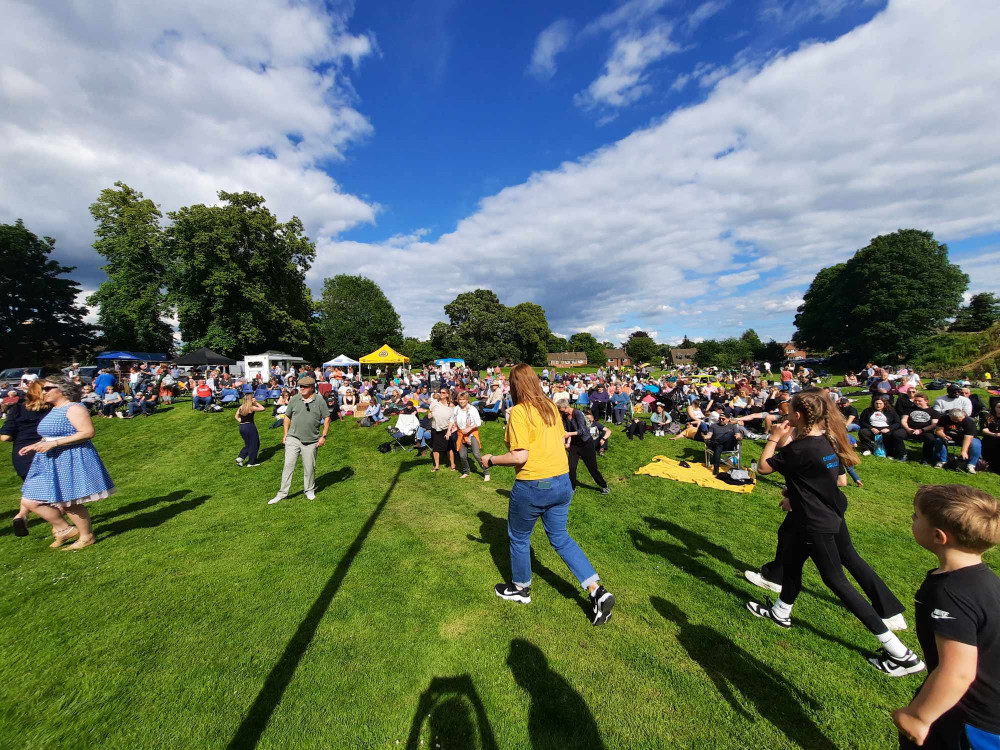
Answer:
[
  {"left": 268, "top": 376, "right": 330, "bottom": 504},
  {"left": 482, "top": 364, "right": 615, "bottom": 626},
  {"left": 2, "top": 380, "right": 52, "bottom": 536},
  {"left": 235, "top": 394, "right": 265, "bottom": 467}
]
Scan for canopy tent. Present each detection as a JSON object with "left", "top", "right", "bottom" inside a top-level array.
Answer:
[
  {"left": 323, "top": 354, "right": 361, "bottom": 367},
  {"left": 359, "top": 345, "right": 410, "bottom": 365},
  {"left": 96, "top": 351, "right": 168, "bottom": 361},
  {"left": 173, "top": 347, "right": 238, "bottom": 366}
]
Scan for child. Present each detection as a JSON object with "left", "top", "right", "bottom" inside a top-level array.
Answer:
[
  {"left": 892, "top": 484, "right": 1000, "bottom": 749},
  {"left": 745, "top": 388, "right": 922, "bottom": 675}
]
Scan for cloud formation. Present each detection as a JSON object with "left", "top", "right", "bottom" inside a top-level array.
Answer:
[
  {"left": 0, "top": 0, "right": 377, "bottom": 286},
  {"left": 527, "top": 19, "right": 574, "bottom": 80},
  {"left": 318, "top": 0, "right": 1000, "bottom": 344}
]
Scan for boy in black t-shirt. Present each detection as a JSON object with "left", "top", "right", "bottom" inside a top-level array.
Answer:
[{"left": 893, "top": 484, "right": 1000, "bottom": 749}]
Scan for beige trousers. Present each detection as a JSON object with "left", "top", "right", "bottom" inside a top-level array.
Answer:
[{"left": 276, "top": 436, "right": 317, "bottom": 498}]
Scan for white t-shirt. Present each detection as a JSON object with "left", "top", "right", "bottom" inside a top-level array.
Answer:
[
  {"left": 869, "top": 410, "right": 889, "bottom": 428},
  {"left": 452, "top": 405, "right": 482, "bottom": 432}
]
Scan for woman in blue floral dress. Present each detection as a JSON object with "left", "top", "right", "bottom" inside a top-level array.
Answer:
[{"left": 19, "top": 375, "right": 115, "bottom": 550}]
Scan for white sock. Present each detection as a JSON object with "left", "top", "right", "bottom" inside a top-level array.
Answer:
[
  {"left": 877, "top": 631, "right": 908, "bottom": 658},
  {"left": 772, "top": 598, "right": 793, "bottom": 618}
]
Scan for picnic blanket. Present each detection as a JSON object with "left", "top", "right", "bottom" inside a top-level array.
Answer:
[{"left": 634, "top": 456, "right": 756, "bottom": 494}]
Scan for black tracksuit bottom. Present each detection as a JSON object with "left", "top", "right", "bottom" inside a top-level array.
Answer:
[{"left": 568, "top": 439, "right": 607, "bottom": 490}]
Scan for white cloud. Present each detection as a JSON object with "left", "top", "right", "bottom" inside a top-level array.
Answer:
[
  {"left": 527, "top": 19, "right": 573, "bottom": 80},
  {"left": 576, "top": 23, "right": 681, "bottom": 109},
  {"left": 0, "top": 0, "right": 377, "bottom": 288},
  {"left": 760, "top": 0, "right": 881, "bottom": 29},
  {"left": 687, "top": 0, "right": 730, "bottom": 31},
  {"left": 313, "top": 0, "right": 1000, "bottom": 344}
]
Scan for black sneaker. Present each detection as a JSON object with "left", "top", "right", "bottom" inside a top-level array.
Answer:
[
  {"left": 746, "top": 597, "right": 791, "bottom": 628},
  {"left": 494, "top": 583, "right": 531, "bottom": 604},
  {"left": 600, "top": 487, "right": 611, "bottom": 496},
  {"left": 867, "top": 647, "right": 926, "bottom": 677},
  {"left": 590, "top": 586, "right": 615, "bottom": 626}
]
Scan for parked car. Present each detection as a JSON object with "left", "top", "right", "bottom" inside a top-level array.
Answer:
[{"left": 0, "top": 366, "right": 60, "bottom": 383}]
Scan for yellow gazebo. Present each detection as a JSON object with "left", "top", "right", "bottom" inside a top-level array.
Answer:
[{"left": 359, "top": 344, "right": 410, "bottom": 366}]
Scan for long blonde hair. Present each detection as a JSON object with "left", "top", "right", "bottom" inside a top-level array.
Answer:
[
  {"left": 790, "top": 388, "right": 859, "bottom": 467},
  {"left": 509, "top": 364, "right": 558, "bottom": 426},
  {"left": 238, "top": 394, "right": 256, "bottom": 417},
  {"left": 24, "top": 380, "right": 47, "bottom": 412}
]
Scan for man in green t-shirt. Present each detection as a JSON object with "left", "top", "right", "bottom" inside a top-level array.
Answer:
[{"left": 268, "top": 376, "right": 330, "bottom": 504}]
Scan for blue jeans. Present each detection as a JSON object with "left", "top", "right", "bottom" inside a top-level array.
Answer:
[
  {"left": 415, "top": 426, "right": 431, "bottom": 448},
  {"left": 934, "top": 437, "right": 982, "bottom": 467},
  {"left": 193, "top": 395, "right": 212, "bottom": 410},
  {"left": 846, "top": 423, "right": 860, "bottom": 433},
  {"left": 507, "top": 474, "right": 599, "bottom": 590}
]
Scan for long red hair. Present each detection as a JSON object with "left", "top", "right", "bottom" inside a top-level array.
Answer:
[{"left": 508, "top": 364, "right": 559, "bottom": 426}]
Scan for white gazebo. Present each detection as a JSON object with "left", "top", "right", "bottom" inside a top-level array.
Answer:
[{"left": 323, "top": 354, "right": 361, "bottom": 368}]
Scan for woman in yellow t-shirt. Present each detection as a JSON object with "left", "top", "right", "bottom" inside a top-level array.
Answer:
[{"left": 482, "top": 364, "right": 614, "bottom": 625}]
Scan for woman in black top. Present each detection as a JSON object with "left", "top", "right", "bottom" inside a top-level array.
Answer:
[
  {"left": 235, "top": 395, "right": 265, "bottom": 467},
  {"left": 1, "top": 381, "right": 52, "bottom": 535},
  {"left": 858, "top": 396, "right": 907, "bottom": 459},
  {"left": 982, "top": 400, "right": 1000, "bottom": 473}
]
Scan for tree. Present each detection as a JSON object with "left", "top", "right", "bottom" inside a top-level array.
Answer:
[
  {"left": 509, "top": 302, "right": 552, "bottom": 366},
  {"left": 315, "top": 275, "right": 402, "bottom": 359},
  {"left": 165, "top": 191, "right": 316, "bottom": 358},
  {"left": 740, "top": 328, "right": 763, "bottom": 358},
  {"left": 679, "top": 335, "right": 696, "bottom": 349},
  {"left": 759, "top": 339, "right": 786, "bottom": 364},
  {"left": 87, "top": 182, "right": 174, "bottom": 354},
  {"left": 625, "top": 330, "right": 659, "bottom": 364},
  {"left": 547, "top": 333, "right": 569, "bottom": 353},
  {"left": 0, "top": 220, "right": 96, "bottom": 364},
  {"left": 397, "top": 336, "right": 436, "bottom": 366},
  {"left": 794, "top": 229, "right": 968, "bottom": 360},
  {"left": 949, "top": 292, "right": 1000, "bottom": 332},
  {"left": 693, "top": 339, "right": 722, "bottom": 367},
  {"left": 440, "top": 290, "right": 520, "bottom": 369},
  {"left": 568, "top": 332, "right": 606, "bottom": 367}
]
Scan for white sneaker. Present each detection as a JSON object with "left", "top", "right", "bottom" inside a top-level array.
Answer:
[
  {"left": 267, "top": 496, "right": 283, "bottom": 505},
  {"left": 883, "top": 613, "right": 907, "bottom": 631},
  {"left": 483, "top": 473, "right": 491, "bottom": 482},
  {"left": 305, "top": 491, "right": 316, "bottom": 500},
  {"left": 966, "top": 464, "right": 977, "bottom": 474},
  {"left": 235, "top": 457, "right": 245, "bottom": 466},
  {"left": 744, "top": 570, "right": 782, "bottom": 593},
  {"left": 862, "top": 450, "right": 872, "bottom": 456},
  {"left": 934, "top": 462, "right": 945, "bottom": 469}
]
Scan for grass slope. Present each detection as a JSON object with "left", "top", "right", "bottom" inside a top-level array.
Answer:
[{"left": 1, "top": 396, "right": 998, "bottom": 749}]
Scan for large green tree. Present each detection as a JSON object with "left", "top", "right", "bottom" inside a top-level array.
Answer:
[
  {"left": 87, "top": 182, "right": 174, "bottom": 354},
  {"left": 439, "top": 289, "right": 520, "bottom": 369},
  {"left": 165, "top": 191, "right": 315, "bottom": 358},
  {"left": 0, "top": 220, "right": 95, "bottom": 363},
  {"left": 397, "top": 336, "right": 437, "bottom": 366},
  {"left": 625, "top": 330, "right": 659, "bottom": 364},
  {"left": 794, "top": 229, "right": 968, "bottom": 360},
  {"left": 567, "top": 332, "right": 607, "bottom": 367},
  {"left": 509, "top": 302, "right": 552, "bottom": 366},
  {"left": 949, "top": 292, "right": 1000, "bottom": 332},
  {"left": 314, "top": 275, "right": 402, "bottom": 359}
]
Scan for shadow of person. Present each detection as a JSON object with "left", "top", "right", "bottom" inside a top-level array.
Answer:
[
  {"left": 468, "top": 511, "right": 590, "bottom": 618},
  {"left": 650, "top": 596, "right": 838, "bottom": 750},
  {"left": 494, "top": 489, "right": 510, "bottom": 499},
  {"left": 630, "top": 529, "right": 869, "bottom": 657},
  {"left": 255, "top": 444, "right": 283, "bottom": 464},
  {"left": 507, "top": 639, "right": 606, "bottom": 750},
  {"left": 97, "top": 494, "right": 209, "bottom": 540},
  {"left": 404, "top": 674, "right": 499, "bottom": 750},
  {"left": 315, "top": 466, "right": 354, "bottom": 492}
]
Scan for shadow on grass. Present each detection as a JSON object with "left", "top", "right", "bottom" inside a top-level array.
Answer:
[
  {"left": 98, "top": 493, "right": 209, "bottom": 540},
  {"left": 468, "top": 511, "right": 590, "bottom": 619},
  {"left": 630, "top": 525, "right": 869, "bottom": 657},
  {"left": 405, "top": 675, "right": 499, "bottom": 750},
  {"left": 255, "top": 443, "right": 283, "bottom": 464},
  {"left": 650, "top": 596, "right": 837, "bottom": 750},
  {"left": 315, "top": 466, "right": 354, "bottom": 492},
  {"left": 227, "top": 459, "right": 421, "bottom": 750},
  {"left": 507, "top": 639, "right": 606, "bottom": 749}
]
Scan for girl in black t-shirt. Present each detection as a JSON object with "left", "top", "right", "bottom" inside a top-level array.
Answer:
[{"left": 746, "top": 389, "right": 924, "bottom": 676}]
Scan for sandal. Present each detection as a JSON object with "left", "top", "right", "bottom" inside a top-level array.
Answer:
[
  {"left": 49, "top": 526, "right": 79, "bottom": 549},
  {"left": 62, "top": 536, "right": 95, "bottom": 551},
  {"left": 12, "top": 516, "right": 28, "bottom": 537}
]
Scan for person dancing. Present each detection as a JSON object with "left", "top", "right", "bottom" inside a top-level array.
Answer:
[
  {"left": 235, "top": 394, "right": 265, "bottom": 467},
  {"left": 482, "top": 364, "right": 615, "bottom": 626},
  {"left": 18, "top": 375, "right": 115, "bottom": 550},
  {"left": 2, "top": 380, "right": 52, "bottom": 536},
  {"left": 745, "top": 388, "right": 921, "bottom": 675}
]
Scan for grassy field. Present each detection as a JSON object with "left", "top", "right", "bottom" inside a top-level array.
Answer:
[{"left": 2, "top": 389, "right": 998, "bottom": 749}]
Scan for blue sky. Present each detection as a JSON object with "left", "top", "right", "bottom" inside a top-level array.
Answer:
[{"left": 2, "top": 0, "right": 999, "bottom": 347}]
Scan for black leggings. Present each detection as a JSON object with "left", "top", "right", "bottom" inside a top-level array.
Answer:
[
  {"left": 859, "top": 427, "right": 907, "bottom": 459},
  {"left": 238, "top": 422, "right": 260, "bottom": 464},
  {"left": 776, "top": 517, "right": 901, "bottom": 635},
  {"left": 568, "top": 440, "right": 607, "bottom": 489}
]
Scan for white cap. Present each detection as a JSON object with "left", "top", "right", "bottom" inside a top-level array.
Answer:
[{"left": 21, "top": 373, "right": 38, "bottom": 382}]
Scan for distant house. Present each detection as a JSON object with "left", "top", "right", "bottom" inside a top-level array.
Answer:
[
  {"left": 605, "top": 349, "right": 631, "bottom": 368},
  {"left": 671, "top": 348, "right": 697, "bottom": 365},
  {"left": 782, "top": 343, "right": 808, "bottom": 360},
  {"left": 548, "top": 351, "right": 588, "bottom": 367}
]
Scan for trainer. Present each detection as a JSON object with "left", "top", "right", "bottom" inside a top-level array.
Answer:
[{"left": 268, "top": 376, "right": 330, "bottom": 504}]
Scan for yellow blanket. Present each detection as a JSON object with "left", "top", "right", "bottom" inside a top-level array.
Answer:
[{"left": 634, "top": 455, "right": 756, "bottom": 494}]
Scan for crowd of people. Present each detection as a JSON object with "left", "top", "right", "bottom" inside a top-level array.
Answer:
[{"left": 3, "top": 357, "right": 1000, "bottom": 749}]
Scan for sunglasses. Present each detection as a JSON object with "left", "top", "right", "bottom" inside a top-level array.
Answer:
[{"left": 42, "top": 385, "right": 59, "bottom": 392}]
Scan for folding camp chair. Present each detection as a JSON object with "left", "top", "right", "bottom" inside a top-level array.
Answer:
[
  {"left": 268, "top": 387, "right": 281, "bottom": 404},
  {"left": 240, "top": 383, "right": 253, "bottom": 395},
  {"left": 704, "top": 440, "right": 743, "bottom": 471},
  {"left": 219, "top": 388, "right": 240, "bottom": 407},
  {"left": 387, "top": 413, "right": 420, "bottom": 452},
  {"left": 254, "top": 386, "right": 269, "bottom": 402}
]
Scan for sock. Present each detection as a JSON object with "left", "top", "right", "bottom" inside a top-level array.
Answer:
[
  {"left": 877, "top": 631, "right": 909, "bottom": 658},
  {"left": 772, "top": 598, "right": 793, "bottom": 618}
]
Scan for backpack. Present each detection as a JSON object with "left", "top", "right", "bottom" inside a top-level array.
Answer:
[{"left": 378, "top": 442, "right": 393, "bottom": 454}]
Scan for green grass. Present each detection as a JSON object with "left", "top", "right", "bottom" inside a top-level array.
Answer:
[{"left": 2, "top": 395, "right": 999, "bottom": 749}]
